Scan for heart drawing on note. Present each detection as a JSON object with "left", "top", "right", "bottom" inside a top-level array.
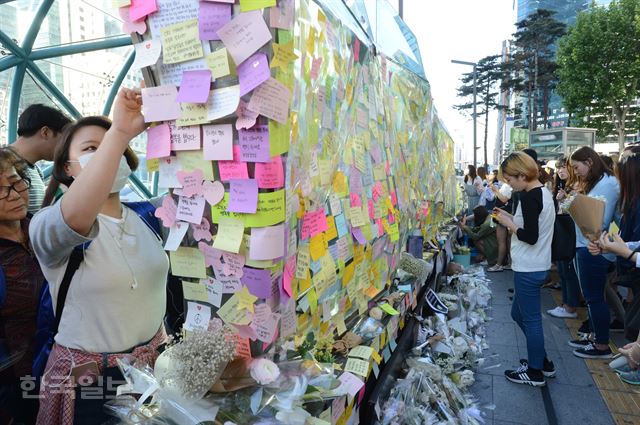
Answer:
[{"left": 202, "top": 180, "right": 225, "bottom": 206}]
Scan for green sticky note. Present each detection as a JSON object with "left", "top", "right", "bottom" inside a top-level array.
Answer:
[
  {"left": 212, "top": 190, "right": 285, "bottom": 228},
  {"left": 380, "top": 303, "right": 400, "bottom": 316},
  {"left": 269, "top": 120, "right": 290, "bottom": 156},
  {"left": 182, "top": 280, "right": 208, "bottom": 302},
  {"left": 170, "top": 247, "right": 207, "bottom": 279},
  {"left": 240, "top": 0, "right": 276, "bottom": 12}
]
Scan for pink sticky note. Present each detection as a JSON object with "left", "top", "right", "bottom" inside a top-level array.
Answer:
[
  {"left": 128, "top": 0, "right": 157, "bottom": 22},
  {"left": 202, "top": 180, "right": 225, "bottom": 206},
  {"left": 154, "top": 196, "right": 177, "bottom": 228},
  {"left": 252, "top": 312, "right": 278, "bottom": 343},
  {"left": 354, "top": 38, "right": 361, "bottom": 61},
  {"left": 301, "top": 209, "right": 328, "bottom": 240},
  {"left": 198, "top": 241, "right": 223, "bottom": 269},
  {"left": 368, "top": 200, "right": 375, "bottom": 220},
  {"left": 282, "top": 255, "right": 295, "bottom": 297},
  {"left": 176, "top": 195, "right": 206, "bottom": 224},
  {"left": 198, "top": 2, "right": 231, "bottom": 41},
  {"left": 376, "top": 218, "right": 384, "bottom": 236},
  {"left": 228, "top": 179, "right": 258, "bottom": 214},
  {"left": 217, "top": 10, "right": 272, "bottom": 66},
  {"left": 119, "top": 7, "right": 146, "bottom": 34},
  {"left": 177, "top": 70, "right": 212, "bottom": 104},
  {"left": 236, "top": 100, "right": 259, "bottom": 130},
  {"left": 241, "top": 268, "right": 272, "bottom": 299},
  {"left": 191, "top": 218, "right": 212, "bottom": 242},
  {"left": 310, "top": 57, "right": 322, "bottom": 80},
  {"left": 249, "top": 224, "right": 285, "bottom": 260},
  {"left": 247, "top": 77, "right": 291, "bottom": 124},
  {"left": 203, "top": 124, "right": 233, "bottom": 160},
  {"left": 176, "top": 169, "right": 204, "bottom": 198},
  {"left": 390, "top": 191, "right": 398, "bottom": 206},
  {"left": 350, "top": 193, "right": 362, "bottom": 207},
  {"left": 218, "top": 146, "right": 249, "bottom": 181},
  {"left": 237, "top": 53, "right": 271, "bottom": 96},
  {"left": 372, "top": 182, "right": 384, "bottom": 201},
  {"left": 255, "top": 156, "right": 284, "bottom": 189},
  {"left": 169, "top": 122, "right": 201, "bottom": 151},
  {"left": 218, "top": 275, "right": 242, "bottom": 293},
  {"left": 338, "top": 372, "right": 365, "bottom": 397},
  {"left": 270, "top": 0, "right": 294, "bottom": 30},
  {"left": 222, "top": 252, "right": 245, "bottom": 277},
  {"left": 142, "top": 86, "right": 181, "bottom": 123},
  {"left": 146, "top": 124, "right": 171, "bottom": 159},
  {"left": 239, "top": 125, "right": 270, "bottom": 163}
]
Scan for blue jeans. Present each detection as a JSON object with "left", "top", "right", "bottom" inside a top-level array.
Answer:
[
  {"left": 575, "top": 247, "right": 611, "bottom": 344},
  {"left": 512, "top": 271, "right": 549, "bottom": 370},
  {"left": 557, "top": 259, "right": 581, "bottom": 308}
]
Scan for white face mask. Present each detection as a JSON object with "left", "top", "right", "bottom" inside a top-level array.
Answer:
[{"left": 75, "top": 152, "right": 132, "bottom": 193}]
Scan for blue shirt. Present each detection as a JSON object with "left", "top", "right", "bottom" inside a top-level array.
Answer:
[{"left": 576, "top": 174, "right": 620, "bottom": 261}]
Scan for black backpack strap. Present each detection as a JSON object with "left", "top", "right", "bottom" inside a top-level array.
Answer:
[{"left": 53, "top": 246, "right": 86, "bottom": 332}]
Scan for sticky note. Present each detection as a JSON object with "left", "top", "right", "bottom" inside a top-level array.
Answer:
[
  {"left": 236, "top": 100, "right": 259, "bottom": 130},
  {"left": 176, "top": 103, "right": 209, "bottom": 127},
  {"left": 142, "top": 85, "right": 182, "bottom": 123},
  {"left": 207, "top": 85, "right": 240, "bottom": 120},
  {"left": 234, "top": 335, "right": 252, "bottom": 359},
  {"left": 240, "top": 267, "right": 272, "bottom": 298},
  {"left": 218, "top": 146, "right": 249, "bottom": 181},
  {"left": 217, "top": 10, "right": 272, "bottom": 66},
  {"left": 182, "top": 280, "right": 209, "bottom": 302},
  {"left": 240, "top": 0, "right": 276, "bottom": 12},
  {"left": 202, "top": 124, "right": 233, "bottom": 160},
  {"left": 176, "top": 70, "right": 212, "bottom": 103},
  {"left": 301, "top": 209, "right": 328, "bottom": 240},
  {"left": 217, "top": 293, "right": 251, "bottom": 325},
  {"left": 338, "top": 372, "right": 364, "bottom": 397},
  {"left": 176, "top": 150, "right": 214, "bottom": 181},
  {"left": 239, "top": 125, "right": 270, "bottom": 163},
  {"left": 247, "top": 77, "right": 291, "bottom": 124},
  {"left": 160, "top": 19, "right": 204, "bottom": 65},
  {"left": 168, "top": 122, "right": 200, "bottom": 151},
  {"left": 237, "top": 52, "right": 270, "bottom": 96},
  {"left": 270, "top": 0, "right": 294, "bottom": 29},
  {"left": 176, "top": 195, "right": 206, "bottom": 224},
  {"left": 344, "top": 357, "right": 369, "bottom": 378},
  {"left": 170, "top": 247, "right": 207, "bottom": 278},
  {"left": 255, "top": 156, "right": 284, "bottom": 189},
  {"left": 380, "top": 303, "right": 399, "bottom": 316},
  {"left": 309, "top": 233, "right": 326, "bottom": 261},
  {"left": 296, "top": 245, "right": 311, "bottom": 279},
  {"left": 146, "top": 124, "right": 171, "bottom": 159},
  {"left": 158, "top": 156, "right": 181, "bottom": 188},
  {"left": 163, "top": 221, "right": 188, "bottom": 251},
  {"left": 198, "top": 2, "right": 231, "bottom": 41},
  {"left": 211, "top": 190, "right": 285, "bottom": 228},
  {"left": 349, "top": 346, "right": 373, "bottom": 360},
  {"left": 268, "top": 120, "right": 290, "bottom": 156},
  {"left": 213, "top": 216, "right": 245, "bottom": 253},
  {"left": 205, "top": 48, "right": 231, "bottom": 79},
  {"left": 128, "top": 0, "right": 157, "bottom": 22},
  {"left": 236, "top": 286, "right": 257, "bottom": 311},
  {"left": 228, "top": 179, "right": 258, "bottom": 214},
  {"left": 132, "top": 39, "right": 162, "bottom": 69},
  {"left": 184, "top": 301, "right": 211, "bottom": 331},
  {"left": 271, "top": 40, "right": 297, "bottom": 70},
  {"left": 249, "top": 223, "right": 284, "bottom": 260}
]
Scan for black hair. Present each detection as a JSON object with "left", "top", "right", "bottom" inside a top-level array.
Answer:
[
  {"left": 473, "top": 205, "right": 489, "bottom": 226},
  {"left": 523, "top": 148, "right": 538, "bottom": 162},
  {"left": 17, "top": 104, "right": 72, "bottom": 137}
]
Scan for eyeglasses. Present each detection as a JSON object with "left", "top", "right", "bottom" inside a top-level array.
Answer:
[{"left": 0, "top": 178, "right": 31, "bottom": 200}]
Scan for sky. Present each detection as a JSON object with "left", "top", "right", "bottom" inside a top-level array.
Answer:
[{"left": 401, "top": 0, "right": 516, "bottom": 166}]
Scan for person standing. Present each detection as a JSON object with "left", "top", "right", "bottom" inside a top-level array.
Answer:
[
  {"left": 493, "top": 152, "right": 556, "bottom": 386},
  {"left": 464, "top": 165, "right": 482, "bottom": 213},
  {"left": 4, "top": 105, "right": 71, "bottom": 213}
]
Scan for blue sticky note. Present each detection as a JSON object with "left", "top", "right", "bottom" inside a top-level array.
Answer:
[{"left": 334, "top": 214, "right": 348, "bottom": 238}]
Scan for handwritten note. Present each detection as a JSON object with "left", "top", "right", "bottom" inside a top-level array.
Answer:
[
  {"left": 255, "top": 156, "right": 284, "bottom": 189},
  {"left": 207, "top": 85, "right": 240, "bottom": 121},
  {"left": 249, "top": 223, "right": 284, "bottom": 260},
  {"left": 239, "top": 0, "right": 276, "bottom": 12},
  {"left": 176, "top": 150, "right": 213, "bottom": 180},
  {"left": 170, "top": 247, "right": 207, "bottom": 278},
  {"left": 169, "top": 122, "right": 200, "bottom": 151},
  {"left": 338, "top": 372, "right": 365, "bottom": 397},
  {"left": 176, "top": 70, "right": 212, "bottom": 103},
  {"left": 239, "top": 125, "right": 270, "bottom": 163},
  {"left": 247, "top": 77, "right": 291, "bottom": 124},
  {"left": 344, "top": 357, "right": 369, "bottom": 378},
  {"left": 160, "top": 19, "right": 204, "bottom": 65},
  {"left": 205, "top": 48, "right": 231, "bottom": 79},
  {"left": 217, "top": 10, "right": 272, "bottom": 66},
  {"left": 202, "top": 124, "right": 233, "bottom": 160},
  {"left": 142, "top": 86, "right": 181, "bottom": 123},
  {"left": 182, "top": 280, "right": 209, "bottom": 302},
  {"left": 177, "top": 103, "right": 209, "bottom": 127},
  {"left": 176, "top": 195, "right": 206, "bottom": 224},
  {"left": 217, "top": 293, "right": 251, "bottom": 325},
  {"left": 132, "top": 39, "right": 162, "bottom": 69},
  {"left": 301, "top": 209, "right": 328, "bottom": 240},
  {"left": 128, "top": 0, "right": 157, "bottom": 21},
  {"left": 241, "top": 267, "right": 272, "bottom": 298},
  {"left": 211, "top": 189, "right": 285, "bottom": 228},
  {"left": 198, "top": 2, "right": 231, "bottom": 40},
  {"left": 158, "top": 156, "right": 182, "bottom": 188},
  {"left": 228, "top": 179, "right": 258, "bottom": 214},
  {"left": 269, "top": 0, "right": 294, "bottom": 30},
  {"left": 236, "top": 100, "right": 259, "bottom": 130},
  {"left": 218, "top": 146, "right": 249, "bottom": 181},
  {"left": 146, "top": 124, "right": 171, "bottom": 159},
  {"left": 237, "top": 52, "right": 270, "bottom": 96},
  {"left": 184, "top": 301, "right": 211, "bottom": 331},
  {"left": 212, "top": 216, "right": 245, "bottom": 253},
  {"left": 164, "top": 221, "right": 188, "bottom": 251},
  {"left": 270, "top": 40, "right": 297, "bottom": 70}
]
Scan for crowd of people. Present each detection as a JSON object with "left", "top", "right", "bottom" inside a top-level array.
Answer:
[{"left": 461, "top": 145, "right": 640, "bottom": 387}]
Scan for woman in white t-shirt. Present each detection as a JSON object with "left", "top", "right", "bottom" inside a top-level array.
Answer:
[{"left": 29, "top": 88, "right": 169, "bottom": 424}]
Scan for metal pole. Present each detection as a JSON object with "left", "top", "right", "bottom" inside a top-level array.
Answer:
[
  {"left": 399, "top": 0, "right": 403, "bottom": 19},
  {"left": 472, "top": 65, "right": 477, "bottom": 169}
]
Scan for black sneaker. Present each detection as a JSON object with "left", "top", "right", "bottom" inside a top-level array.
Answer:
[
  {"left": 505, "top": 363, "right": 546, "bottom": 386},
  {"left": 573, "top": 343, "right": 613, "bottom": 359},
  {"left": 568, "top": 335, "right": 593, "bottom": 348},
  {"left": 520, "top": 358, "right": 556, "bottom": 378},
  {"left": 609, "top": 320, "right": 624, "bottom": 333},
  {"left": 508, "top": 288, "right": 514, "bottom": 293},
  {"left": 577, "top": 320, "right": 591, "bottom": 337}
]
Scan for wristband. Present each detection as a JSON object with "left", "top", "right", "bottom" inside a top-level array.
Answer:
[{"left": 627, "top": 250, "right": 638, "bottom": 261}]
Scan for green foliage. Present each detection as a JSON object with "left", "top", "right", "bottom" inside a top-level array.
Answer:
[{"left": 556, "top": 0, "right": 640, "bottom": 150}]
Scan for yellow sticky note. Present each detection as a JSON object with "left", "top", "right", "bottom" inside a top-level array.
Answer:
[
  {"left": 170, "top": 247, "right": 206, "bottom": 279},
  {"left": 325, "top": 215, "right": 338, "bottom": 241},
  {"left": 371, "top": 350, "right": 382, "bottom": 364},
  {"left": 217, "top": 293, "right": 251, "bottom": 325},
  {"left": 240, "top": 0, "right": 276, "bottom": 12},
  {"left": 236, "top": 286, "right": 257, "bottom": 312},
  {"left": 332, "top": 172, "right": 348, "bottom": 195},
  {"left": 309, "top": 233, "right": 327, "bottom": 261},
  {"left": 160, "top": 19, "right": 204, "bottom": 64},
  {"left": 211, "top": 190, "right": 286, "bottom": 228},
  {"left": 112, "top": 0, "right": 130, "bottom": 7},
  {"left": 176, "top": 150, "right": 214, "bottom": 180},
  {"left": 146, "top": 158, "right": 159, "bottom": 172},
  {"left": 271, "top": 40, "right": 298, "bottom": 70},
  {"left": 296, "top": 245, "right": 311, "bottom": 279},
  {"left": 387, "top": 222, "right": 399, "bottom": 242},
  {"left": 365, "top": 286, "right": 380, "bottom": 299},
  {"left": 349, "top": 207, "right": 365, "bottom": 227},
  {"left": 213, "top": 217, "right": 245, "bottom": 254},
  {"left": 343, "top": 262, "right": 355, "bottom": 285},
  {"left": 177, "top": 103, "right": 210, "bottom": 127},
  {"left": 268, "top": 120, "right": 290, "bottom": 156},
  {"left": 335, "top": 314, "right": 347, "bottom": 335},
  {"left": 349, "top": 345, "right": 373, "bottom": 360},
  {"left": 182, "top": 280, "right": 208, "bottom": 302},
  {"left": 318, "top": 159, "right": 332, "bottom": 187},
  {"left": 344, "top": 357, "right": 369, "bottom": 377},
  {"left": 307, "top": 288, "right": 318, "bottom": 314},
  {"left": 306, "top": 26, "right": 317, "bottom": 54},
  {"left": 206, "top": 48, "right": 231, "bottom": 79},
  {"left": 380, "top": 303, "right": 400, "bottom": 316}
]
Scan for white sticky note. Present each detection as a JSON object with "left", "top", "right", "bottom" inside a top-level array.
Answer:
[
  {"left": 184, "top": 301, "right": 211, "bottom": 331},
  {"left": 206, "top": 85, "right": 240, "bottom": 121},
  {"left": 164, "top": 221, "right": 189, "bottom": 251},
  {"left": 132, "top": 39, "right": 162, "bottom": 69}
]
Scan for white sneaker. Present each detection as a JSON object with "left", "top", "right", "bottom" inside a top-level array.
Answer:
[{"left": 547, "top": 306, "right": 578, "bottom": 319}]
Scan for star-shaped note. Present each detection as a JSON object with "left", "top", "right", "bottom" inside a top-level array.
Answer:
[
  {"left": 237, "top": 286, "right": 257, "bottom": 313},
  {"left": 270, "top": 40, "right": 298, "bottom": 70}
]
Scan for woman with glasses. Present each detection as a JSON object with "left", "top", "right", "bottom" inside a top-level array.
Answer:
[{"left": 0, "top": 148, "right": 43, "bottom": 423}]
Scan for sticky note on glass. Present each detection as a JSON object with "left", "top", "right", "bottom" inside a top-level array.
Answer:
[
  {"left": 247, "top": 77, "right": 291, "bottom": 124},
  {"left": 146, "top": 123, "right": 171, "bottom": 159},
  {"left": 270, "top": 0, "right": 294, "bottom": 29},
  {"left": 249, "top": 223, "right": 284, "bottom": 260},
  {"left": 239, "top": 125, "right": 270, "bottom": 163},
  {"left": 132, "top": 39, "right": 162, "bottom": 69},
  {"left": 182, "top": 280, "right": 209, "bottom": 302},
  {"left": 228, "top": 179, "right": 258, "bottom": 214},
  {"left": 349, "top": 345, "right": 373, "bottom": 360},
  {"left": 169, "top": 123, "right": 200, "bottom": 151},
  {"left": 271, "top": 40, "right": 297, "bottom": 70},
  {"left": 198, "top": 2, "right": 231, "bottom": 41},
  {"left": 160, "top": 19, "right": 204, "bottom": 65},
  {"left": 213, "top": 216, "right": 245, "bottom": 253},
  {"left": 176, "top": 195, "right": 206, "bottom": 224},
  {"left": 170, "top": 247, "right": 207, "bottom": 279},
  {"left": 338, "top": 372, "right": 364, "bottom": 397},
  {"left": 218, "top": 146, "right": 249, "bottom": 181},
  {"left": 255, "top": 156, "right": 284, "bottom": 189},
  {"left": 205, "top": 48, "right": 231, "bottom": 79},
  {"left": 207, "top": 85, "right": 240, "bottom": 121},
  {"left": 239, "top": 0, "right": 276, "bottom": 12},
  {"left": 203, "top": 124, "right": 233, "bottom": 160},
  {"left": 128, "top": 0, "right": 157, "bottom": 21},
  {"left": 217, "top": 10, "right": 272, "bottom": 66},
  {"left": 240, "top": 267, "right": 272, "bottom": 298},
  {"left": 184, "top": 301, "right": 211, "bottom": 331},
  {"left": 344, "top": 357, "right": 369, "bottom": 378},
  {"left": 217, "top": 293, "right": 251, "bottom": 325},
  {"left": 301, "top": 209, "right": 328, "bottom": 240},
  {"left": 237, "top": 52, "right": 270, "bottom": 96},
  {"left": 141, "top": 85, "right": 182, "bottom": 123},
  {"left": 176, "top": 103, "right": 209, "bottom": 127},
  {"left": 176, "top": 151, "right": 214, "bottom": 181},
  {"left": 176, "top": 70, "right": 212, "bottom": 103}
]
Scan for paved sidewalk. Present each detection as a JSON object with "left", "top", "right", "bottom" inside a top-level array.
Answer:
[{"left": 471, "top": 270, "right": 614, "bottom": 425}]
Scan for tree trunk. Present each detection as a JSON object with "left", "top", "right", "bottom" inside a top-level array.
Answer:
[
  {"left": 615, "top": 106, "right": 628, "bottom": 153},
  {"left": 542, "top": 84, "right": 549, "bottom": 129},
  {"left": 532, "top": 53, "right": 539, "bottom": 131},
  {"left": 484, "top": 82, "right": 490, "bottom": 167},
  {"left": 527, "top": 79, "right": 533, "bottom": 129}
]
